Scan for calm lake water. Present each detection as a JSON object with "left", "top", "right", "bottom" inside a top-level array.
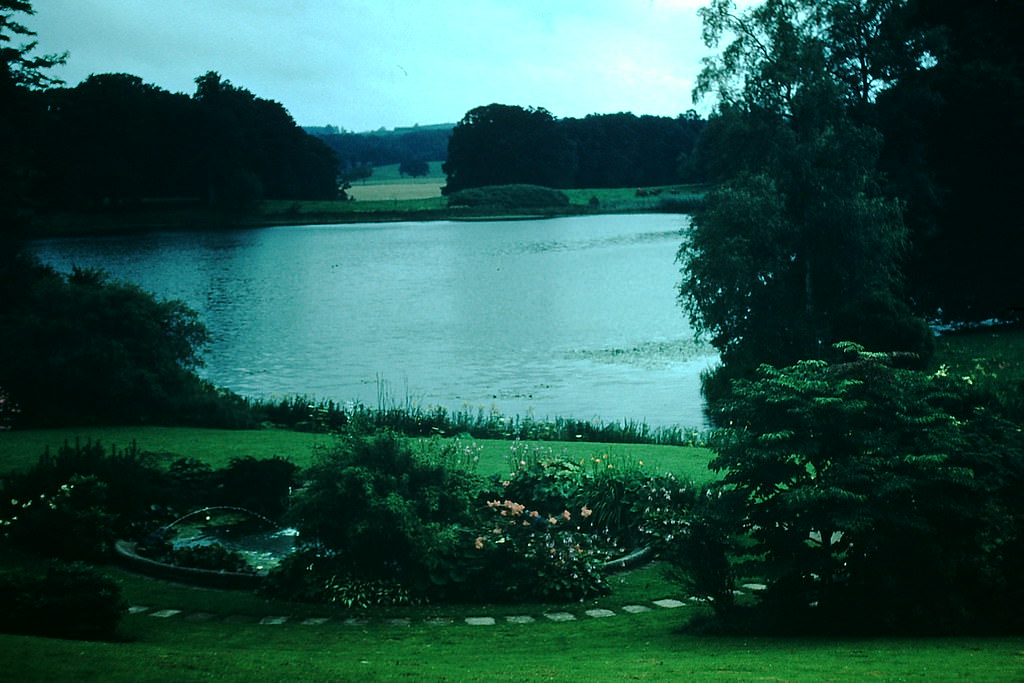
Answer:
[{"left": 29, "top": 214, "right": 717, "bottom": 427}]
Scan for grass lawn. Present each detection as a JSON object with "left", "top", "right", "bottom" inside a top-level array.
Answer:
[
  {"left": 3, "top": 600, "right": 1023, "bottom": 681},
  {"left": 0, "top": 426, "right": 718, "bottom": 482}
]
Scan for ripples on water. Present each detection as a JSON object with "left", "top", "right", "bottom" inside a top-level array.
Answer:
[{"left": 29, "top": 214, "right": 718, "bottom": 428}]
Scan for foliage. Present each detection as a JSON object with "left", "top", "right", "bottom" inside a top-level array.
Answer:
[
  {"left": 398, "top": 158, "right": 430, "bottom": 177},
  {"left": 0, "top": 260, "right": 227, "bottom": 426},
  {"left": 876, "top": 1, "right": 1024, "bottom": 322},
  {"left": 1, "top": 474, "right": 116, "bottom": 561},
  {"left": 262, "top": 548, "right": 419, "bottom": 608},
  {"left": 667, "top": 343, "right": 1024, "bottom": 633},
  {"left": 216, "top": 456, "right": 297, "bottom": 519},
  {"left": 459, "top": 499, "right": 610, "bottom": 602},
  {"left": 443, "top": 104, "right": 576, "bottom": 194},
  {"left": 442, "top": 104, "right": 705, "bottom": 193},
  {"left": 150, "top": 541, "right": 254, "bottom": 574},
  {"left": 679, "top": 0, "right": 934, "bottom": 388},
  {"left": 284, "top": 431, "right": 485, "bottom": 593},
  {"left": 0, "top": 561, "right": 126, "bottom": 640},
  {"left": 1, "top": 438, "right": 164, "bottom": 543},
  {"left": 446, "top": 184, "right": 570, "bottom": 210}
]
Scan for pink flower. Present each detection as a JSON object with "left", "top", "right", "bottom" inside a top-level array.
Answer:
[
  {"left": 580, "top": 505, "right": 593, "bottom": 518},
  {"left": 561, "top": 510, "right": 571, "bottom": 521},
  {"left": 474, "top": 536, "right": 485, "bottom": 550}
]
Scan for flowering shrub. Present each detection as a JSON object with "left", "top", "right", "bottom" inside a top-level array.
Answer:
[
  {"left": 1, "top": 475, "right": 116, "bottom": 561},
  {"left": 463, "top": 499, "right": 609, "bottom": 602}
]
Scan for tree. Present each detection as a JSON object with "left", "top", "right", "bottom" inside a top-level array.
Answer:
[
  {"left": 670, "top": 344, "right": 1024, "bottom": 633},
  {"left": 398, "top": 158, "right": 429, "bottom": 178},
  {"left": 442, "top": 104, "right": 575, "bottom": 194},
  {"left": 876, "top": 0, "right": 1024, "bottom": 322},
  {"left": 678, "top": 0, "right": 933, "bottom": 397},
  {"left": 0, "top": 263, "right": 212, "bottom": 425},
  {"left": 0, "top": 0, "right": 65, "bottom": 251}
]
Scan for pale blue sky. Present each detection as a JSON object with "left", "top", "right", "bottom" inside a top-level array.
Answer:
[{"left": 28, "top": 0, "right": 746, "bottom": 131}]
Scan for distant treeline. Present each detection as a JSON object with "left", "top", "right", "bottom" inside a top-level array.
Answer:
[
  {"left": 441, "top": 105, "right": 706, "bottom": 193},
  {"left": 311, "top": 126, "right": 453, "bottom": 172},
  {"left": 311, "top": 109, "right": 706, "bottom": 192},
  {"left": 25, "top": 72, "right": 340, "bottom": 209}
]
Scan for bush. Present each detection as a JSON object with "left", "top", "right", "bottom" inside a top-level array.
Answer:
[
  {"left": 217, "top": 456, "right": 297, "bottom": 519},
  {"left": 2, "top": 475, "right": 117, "bottom": 561},
  {"left": 447, "top": 184, "right": 570, "bottom": 210},
  {"left": 0, "top": 562, "right": 127, "bottom": 640},
  {"left": 284, "top": 431, "right": 484, "bottom": 593}
]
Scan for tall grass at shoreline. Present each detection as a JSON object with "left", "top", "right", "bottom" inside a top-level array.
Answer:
[{"left": 252, "top": 392, "right": 707, "bottom": 447}]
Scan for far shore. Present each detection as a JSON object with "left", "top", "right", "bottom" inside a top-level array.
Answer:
[{"left": 24, "top": 184, "right": 706, "bottom": 239}]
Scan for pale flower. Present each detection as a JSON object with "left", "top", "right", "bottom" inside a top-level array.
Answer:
[
  {"left": 474, "top": 536, "right": 485, "bottom": 550},
  {"left": 561, "top": 510, "right": 571, "bottom": 521},
  {"left": 580, "top": 505, "right": 593, "bottom": 518}
]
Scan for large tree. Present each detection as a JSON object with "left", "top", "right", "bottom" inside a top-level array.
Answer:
[
  {"left": 442, "top": 103, "right": 576, "bottom": 194},
  {"left": 678, "top": 0, "right": 933, "bottom": 395}
]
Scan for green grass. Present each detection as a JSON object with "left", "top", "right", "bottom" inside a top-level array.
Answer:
[
  {"left": 2, "top": 604, "right": 1022, "bottom": 681},
  {"left": 0, "top": 427, "right": 716, "bottom": 483}
]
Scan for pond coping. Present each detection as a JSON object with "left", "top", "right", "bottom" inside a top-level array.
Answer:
[{"left": 114, "top": 540, "right": 263, "bottom": 590}]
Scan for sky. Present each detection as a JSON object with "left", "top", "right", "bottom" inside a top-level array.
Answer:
[{"left": 26, "top": 0, "right": 742, "bottom": 132}]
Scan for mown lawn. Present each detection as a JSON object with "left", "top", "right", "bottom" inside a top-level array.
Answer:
[
  {"left": 4, "top": 607, "right": 1023, "bottom": 682},
  {"left": 0, "top": 427, "right": 718, "bottom": 483}
]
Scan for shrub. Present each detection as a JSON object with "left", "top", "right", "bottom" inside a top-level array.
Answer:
[
  {"left": 459, "top": 499, "right": 610, "bottom": 602},
  {"left": 2, "top": 475, "right": 117, "bottom": 561},
  {"left": 447, "top": 184, "right": 570, "bottom": 210},
  {"left": 285, "top": 431, "right": 484, "bottom": 593},
  {"left": 0, "top": 562, "right": 127, "bottom": 640},
  {"left": 159, "top": 542, "right": 254, "bottom": 573},
  {"left": 217, "top": 456, "right": 297, "bottom": 519},
  {"left": 263, "top": 549, "right": 418, "bottom": 608}
]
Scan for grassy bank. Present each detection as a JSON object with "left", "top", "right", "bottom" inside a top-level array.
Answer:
[{"left": 27, "top": 180, "right": 707, "bottom": 238}]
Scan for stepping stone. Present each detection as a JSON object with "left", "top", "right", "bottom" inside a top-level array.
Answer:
[
  {"left": 127, "top": 606, "right": 150, "bottom": 615},
  {"left": 544, "top": 612, "right": 576, "bottom": 622},
  {"left": 621, "top": 604, "right": 652, "bottom": 614},
  {"left": 149, "top": 609, "right": 182, "bottom": 618},
  {"left": 382, "top": 618, "right": 410, "bottom": 626},
  {"left": 465, "top": 616, "right": 496, "bottom": 626},
  {"left": 424, "top": 617, "right": 453, "bottom": 626},
  {"left": 741, "top": 583, "right": 767, "bottom": 592},
  {"left": 301, "top": 617, "right": 330, "bottom": 626},
  {"left": 260, "top": 616, "right": 289, "bottom": 625},
  {"left": 652, "top": 599, "right": 686, "bottom": 609},
  {"left": 185, "top": 612, "right": 216, "bottom": 622},
  {"left": 504, "top": 615, "right": 535, "bottom": 624},
  {"left": 343, "top": 617, "right": 369, "bottom": 626},
  {"left": 585, "top": 608, "right": 616, "bottom": 618},
  {"left": 223, "top": 614, "right": 257, "bottom": 624}
]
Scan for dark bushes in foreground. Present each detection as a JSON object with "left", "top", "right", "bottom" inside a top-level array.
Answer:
[{"left": 0, "top": 562, "right": 127, "bottom": 640}]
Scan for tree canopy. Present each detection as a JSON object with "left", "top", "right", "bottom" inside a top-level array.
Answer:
[
  {"left": 678, "top": 0, "right": 938, "bottom": 396},
  {"left": 442, "top": 104, "right": 705, "bottom": 193}
]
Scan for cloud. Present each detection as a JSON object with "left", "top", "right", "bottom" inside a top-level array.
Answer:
[{"left": 27, "top": 0, "right": 720, "bottom": 130}]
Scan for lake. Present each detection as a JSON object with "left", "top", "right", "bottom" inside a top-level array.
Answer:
[{"left": 28, "top": 214, "right": 718, "bottom": 428}]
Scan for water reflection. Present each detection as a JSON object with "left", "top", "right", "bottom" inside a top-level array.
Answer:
[{"left": 29, "top": 214, "right": 717, "bottom": 427}]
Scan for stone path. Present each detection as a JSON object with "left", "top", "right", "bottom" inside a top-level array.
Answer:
[{"left": 127, "top": 596, "right": 697, "bottom": 627}]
